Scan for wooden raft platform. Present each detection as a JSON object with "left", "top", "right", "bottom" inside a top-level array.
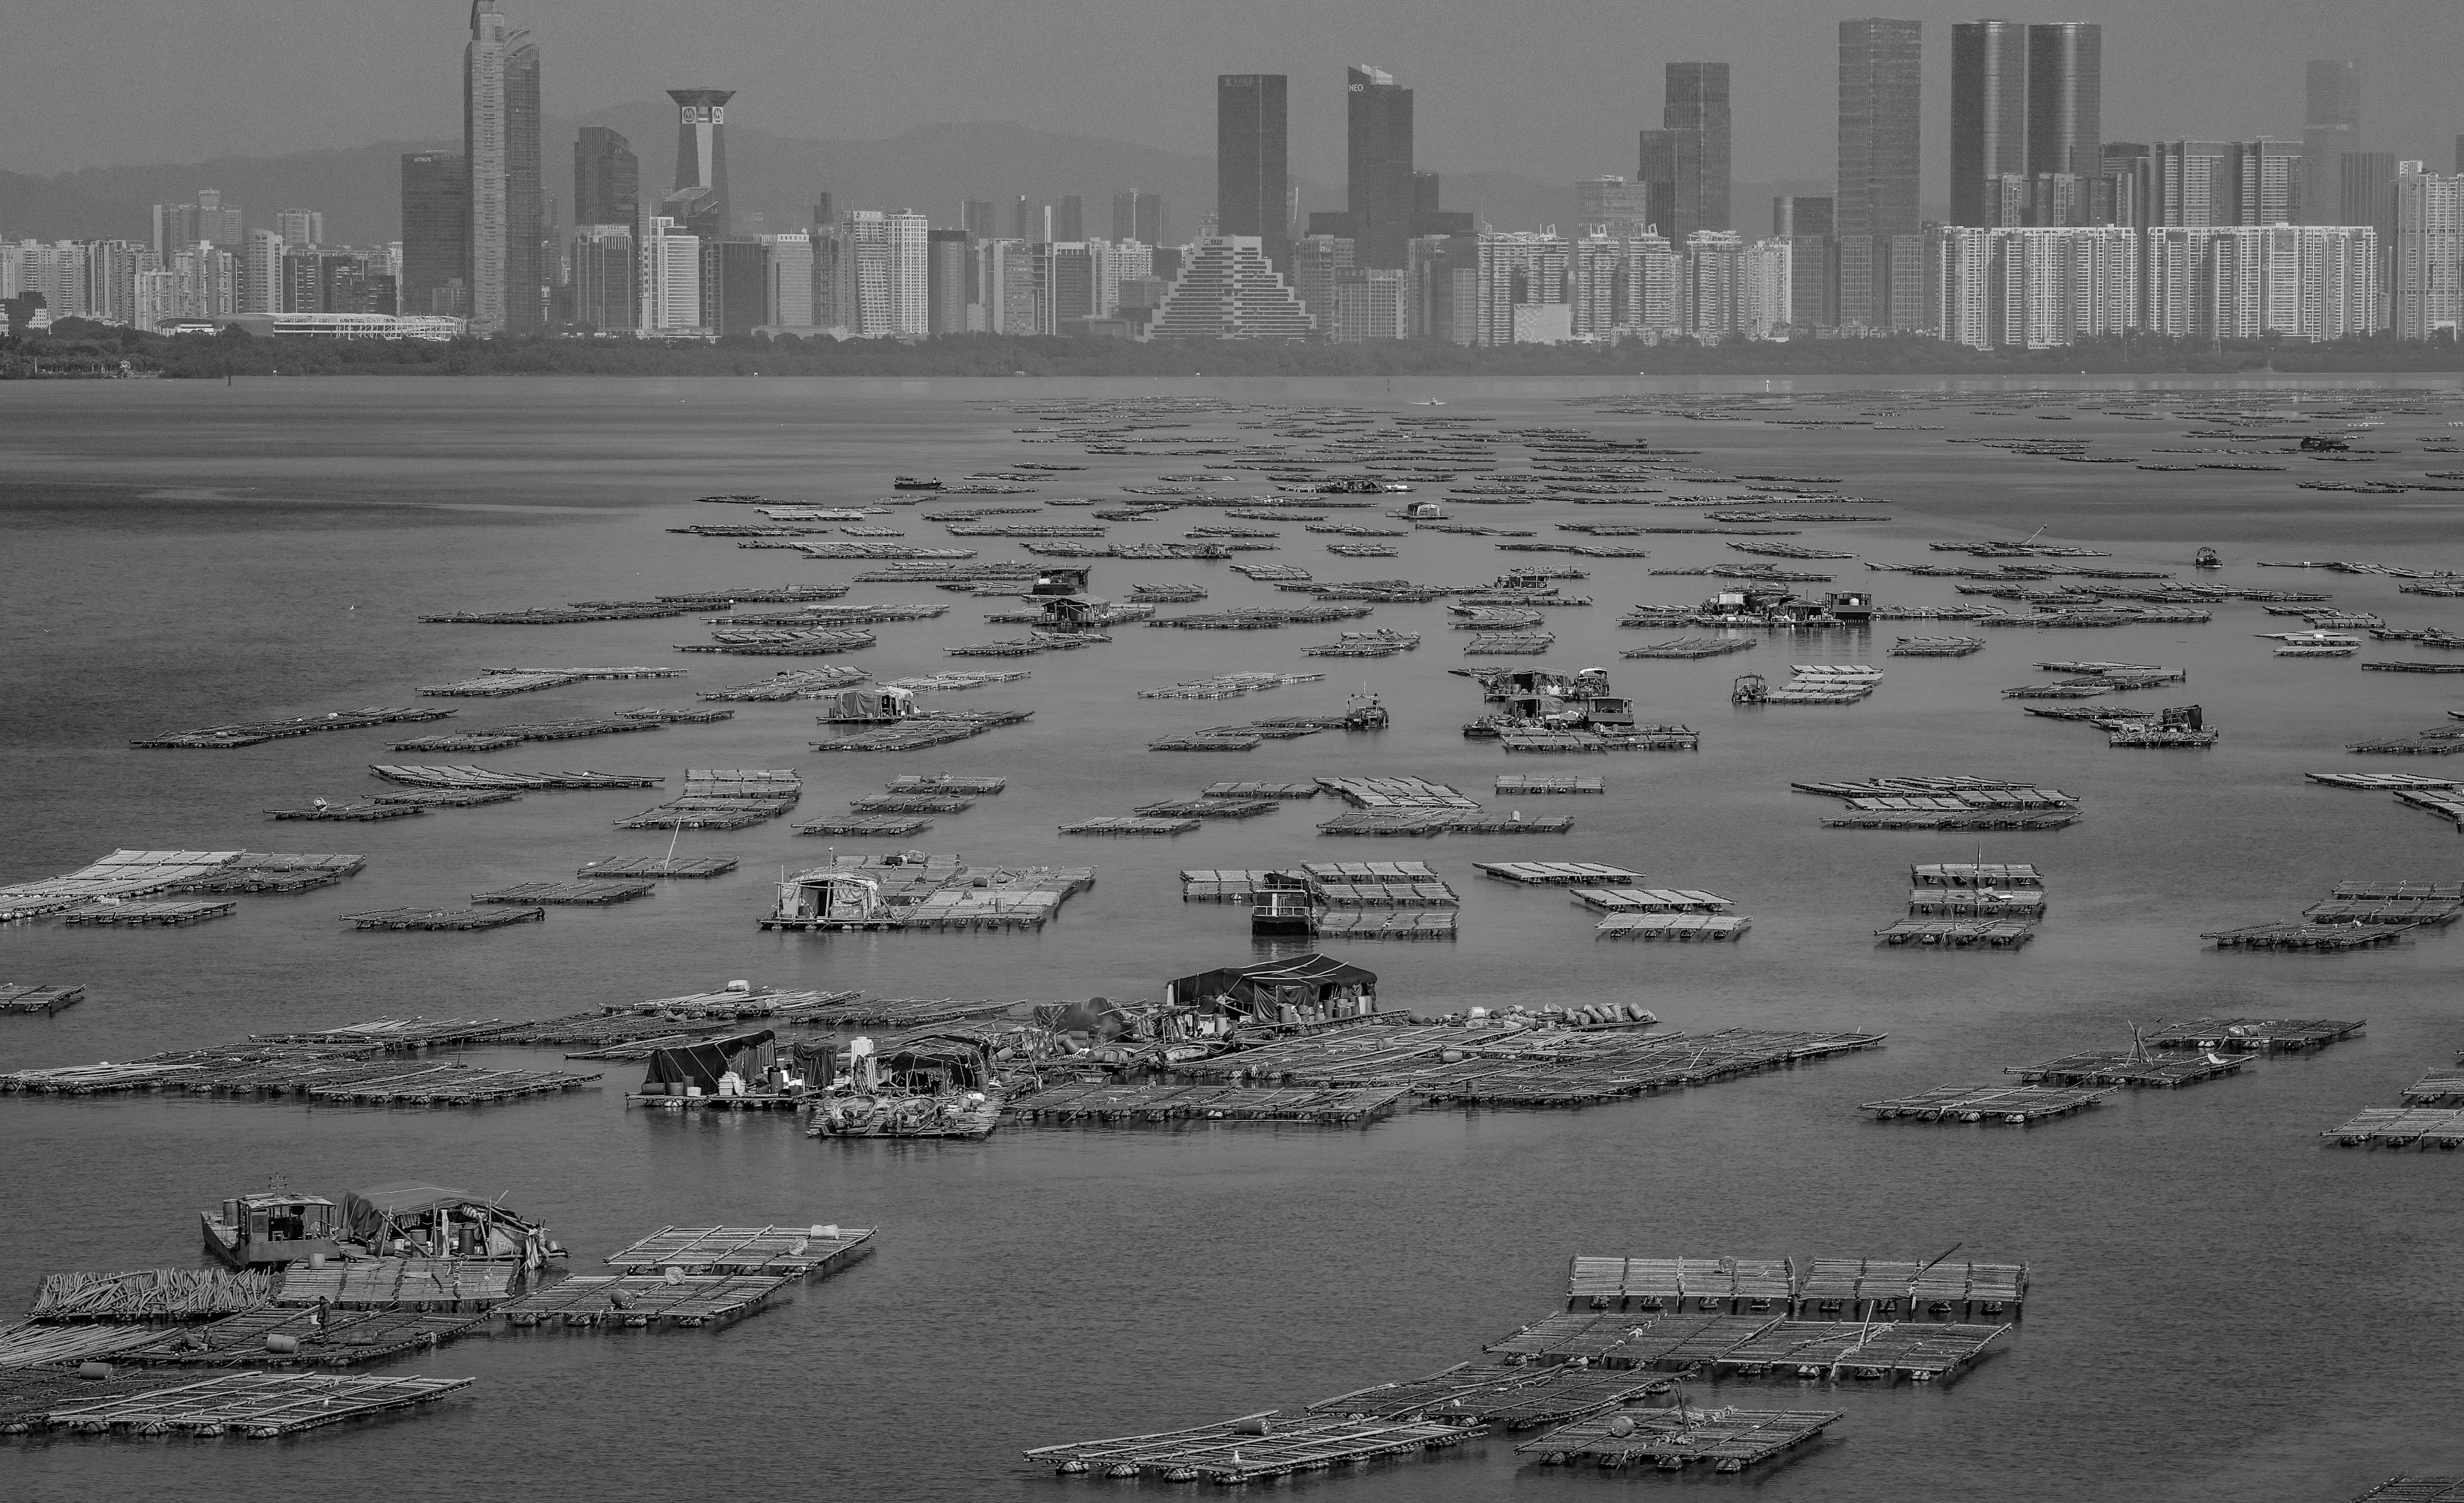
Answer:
[
  {"left": 1709, "top": 1322, "right": 2010, "bottom": 1383},
  {"left": 273, "top": 1258, "right": 517, "bottom": 1310},
  {"left": 56, "top": 901, "right": 236, "bottom": 927},
  {"left": 796, "top": 816, "right": 933, "bottom": 836},
  {"left": 1316, "top": 911, "right": 1459, "bottom": 940},
  {"left": 575, "top": 857, "right": 738, "bottom": 880},
  {"left": 2202, "top": 922, "right": 2407, "bottom": 951},
  {"left": 1860, "top": 1084, "right": 2112, "bottom": 1123},
  {"left": 1025, "top": 1412, "right": 1475, "bottom": 1484},
  {"left": 0, "top": 983, "right": 85, "bottom": 1016},
  {"left": 130, "top": 706, "right": 454, "bottom": 750},
  {"left": 2145, "top": 1017, "right": 2364, "bottom": 1052},
  {"left": 498, "top": 1274, "right": 792, "bottom": 1329},
  {"left": 1060, "top": 816, "right": 1199, "bottom": 836},
  {"left": 1007, "top": 1080, "right": 1411, "bottom": 1125},
  {"left": 2013, "top": 1049, "right": 2248, "bottom": 1087},
  {"left": 2323, "top": 1108, "right": 2464, "bottom": 1149},
  {"left": 1478, "top": 861, "right": 1642, "bottom": 886},
  {"left": 1565, "top": 1255, "right": 1796, "bottom": 1313},
  {"left": 122, "top": 1306, "right": 492, "bottom": 1368},
  {"left": 34, "top": 1371, "right": 471, "bottom": 1437},
  {"left": 471, "top": 881, "right": 656, "bottom": 906},
  {"left": 1574, "top": 888, "right": 1735, "bottom": 913},
  {"left": 1595, "top": 915, "right": 1750, "bottom": 940},
  {"left": 342, "top": 906, "right": 547, "bottom": 931},
  {"left": 1794, "top": 1256, "right": 2028, "bottom": 1321},
  {"left": 603, "top": 1225, "right": 876, "bottom": 1278},
  {"left": 1876, "top": 919, "right": 2036, "bottom": 947},
  {"left": 2351, "top": 1481, "right": 2464, "bottom": 1502},
  {"left": 1496, "top": 775, "right": 1604, "bottom": 794},
  {"left": 1308, "top": 1364, "right": 1672, "bottom": 1427},
  {"left": 1519, "top": 1405, "right": 1844, "bottom": 1472}
]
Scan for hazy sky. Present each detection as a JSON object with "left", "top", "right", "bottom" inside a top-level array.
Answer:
[{"left": 10, "top": 0, "right": 2464, "bottom": 185}]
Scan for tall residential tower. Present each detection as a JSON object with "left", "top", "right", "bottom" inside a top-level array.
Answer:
[{"left": 465, "top": 0, "right": 542, "bottom": 333}]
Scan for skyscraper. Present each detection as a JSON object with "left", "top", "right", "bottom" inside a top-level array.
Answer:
[
  {"left": 927, "top": 229, "right": 970, "bottom": 334},
  {"left": 2024, "top": 23, "right": 2100, "bottom": 177},
  {"left": 274, "top": 210, "right": 324, "bottom": 247},
  {"left": 1217, "top": 75, "right": 1289, "bottom": 267},
  {"left": 962, "top": 200, "right": 997, "bottom": 239},
  {"left": 1635, "top": 130, "right": 1694, "bottom": 241},
  {"left": 2305, "top": 61, "right": 2361, "bottom": 226},
  {"left": 400, "top": 152, "right": 470, "bottom": 317},
  {"left": 1950, "top": 21, "right": 2028, "bottom": 225},
  {"left": 1838, "top": 20, "right": 1922, "bottom": 238},
  {"left": 1054, "top": 196, "right": 1085, "bottom": 243},
  {"left": 574, "top": 127, "right": 638, "bottom": 228},
  {"left": 1664, "top": 63, "right": 1732, "bottom": 235},
  {"left": 1347, "top": 66, "right": 1415, "bottom": 269},
  {"left": 465, "top": 0, "right": 542, "bottom": 333},
  {"left": 669, "top": 89, "right": 735, "bottom": 235}
]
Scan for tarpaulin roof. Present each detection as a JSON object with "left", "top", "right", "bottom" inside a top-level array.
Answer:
[
  {"left": 343, "top": 1181, "right": 505, "bottom": 1242},
  {"left": 1167, "top": 952, "right": 1377, "bottom": 1011},
  {"left": 643, "top": 1029, "right": 775, "bottom": 1091}
]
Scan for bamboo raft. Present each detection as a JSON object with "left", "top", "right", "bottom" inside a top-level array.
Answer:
[
  {"left": 31, "top": 1371, "right": 472, "bottom": 1437},
  {"left": 0, "top": 983, "right": 84, "bottom": 1016},
  {"left": 1060, "top": 816, "right": 1200, "bottom": 836},
  {"left": 0, "top": 851, "right": 260, "bottom": 919},
  {"left": 58, "top": 900, "right": 237, "bottom": 927},
  {"left": 602, "top": 1224, "right": 876, "bottom": 1279},
  {"left": 2202, "top": 922, "right": 2407, "bottom": 951},
  {"left": 814, "top": 710, "right": 1031, "bottom": 752},
  {"left": 1134, "top": 799, "right": 1279, "bottom": 819},
  {"left": 0, "top": 1322, "right": 176, "bottom": 1371},
  {"left": 1521, "top": 1403, "right": 1842, "bottom": 1473},
  {"left": 2144, "top": 1017, "right": 2364, "bottom": 1052},
  {"left": 1319, "top": 810, "right": 1573, "bottom": 836},
  {"left": 1793, "top": 1255, "right": 2028, "bottom": 1320},
  {"left": 1564, "top": 1255, "right": 1795, "bottom": 1312},
  {"left": 574, "top": 857, "right": 738, "bottom": 880},
  {"left": 678, "top": 629, "right": 876, "bottom": 656},
  {"left": 613, "top": 768, "right": 802, "bottom": 829},
  {"left": 119, "top": 1304, "right": 492, "bottom": 1368},
  {"left": 886, "top": 774, "right": 1008, "bottom": 794},
  {"left": 341, "top": 907, "right": 548, "bottom": 931},
  {"left": 1496, "top": 776, "right": 1604, "bottom": 794},
  {"left": 131, "top": 707, "right": 455, "bottom": 750},
  {"left": 264, "top": 801, "right": 425, "bottom": 821},
  {"left": 32, "top": 1268, "right": 276, "bottom": 1321},
  {"left": 616, "top": 706, "right": 734, "bottom": 723},
  {"left": 1908, "top": 889, "right": 2046, "bottom": 918},
  {"left": 1202, "top": 782, "right": 1319, "bottom": 798},
  {"left": 364, "top": 788, "right": 520, "bottom": 809},
  {"left": 851, "top": 795, "right": 975, "bottom": 814},
  {"left": 1828, "top": 810, "right": 2080, "bottom": 831},
  {"left": 1148, "top": 733, "right": 1262, "bottom": 751},
  {"left": 2012, "top": 1049, "right": 2247, "bottom": 1088},
  {"left": 421, "top": 668, "right": 678, "bottom": 696},
  {"left": 1006, "top": 1080, "right": 1413, "bottom": 1125},
  {"left": 1026, "top": 1411, "right": 1475, "bottom": 1484},
  {"left": 1874, "top": 919, "right": 2036, "bottom": 946},
  {"left": 796, "top": 816, "right": 933, "bottom": 836},
  {"left": 372, "top": 765, "right": 662, "bottom": 791},
  {"left": 2338, "top": 880, "right": 2464, "bottom": 900},
  {"left": 391, "top": 718, "right": 665, "bottom": 752},
  {"left": 696, "top": 666, "right": 870, "bottom": 701},
  {"left": 1913, "top": 862, "right": 2042, "bottom": 887},
  {"left": 1573, "top": 889, "right": 1734, "bottom": 913},
  {"left": 1620, "top": 637, "right": 1756, "bottom": 659},
  {"left": 2303, "top": 899, "right": 2463, "bottom": 926},
  {"left": 1499, "top": 728, "right": 1698, "bottom": 752},
  {"left": 1709, "top": 1322, "right": 2010, "bottom": 1383},
  {"left": 498, "top": 1274, "right": 792, "bottom": 1329},
  {"left": 1860, "top": 1082, "right": 2110, "bottom": 1123},
  {"left": 1477, "top": 861, "right": 1642, "bottom": 886},
  {"left": 273, "top": 1259, "right": 519, "bottom": 1311},
  {"left": 470, "top": 881, "right": 657, "bottom": 906},
  {"left": 1308, "top": 1365, "right": 1673, "bottom": 1427},
  {"left": 1595, "top": 915, "right": 1750, "bottom": 940},
  {"left": 1891, "top": 637, "right": 1987, "bottom": 656},
  {"left": 245, "top": 1016, "right": 513, "bottom": 1049}
]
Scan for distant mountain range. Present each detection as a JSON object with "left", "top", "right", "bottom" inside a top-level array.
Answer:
[{"left": 0, "top": 108, "right": 1826, "bottom": 246}]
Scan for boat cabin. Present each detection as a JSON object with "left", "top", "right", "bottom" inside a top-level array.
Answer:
[
  {"left": 1403, "top": 500, "right": 1445, "bottom": 519},
  {"left": 341, "top": 1181, "right": 558, "bottom": 1266},
  {"left": 1823, "top": 591, "right": 1874, "bottom": 625},
  {"left": 772, "top": 868, "right": 897, "bottom": 927},
  {"left": 1164, "top": 953, "right": 1380, "bottom": 1029},
  {"left": 1039, "top": 594, "right": 1112, "bottom": 631},
  {"left": 1033, "top": 567, "right": 1092, "bottom": 597},
  {"left": 1249, "top": 872, "right": 1316, "bottom": 937},
  {"left": 201, "top": 1191, "right": 343, "bottom": 1270}
]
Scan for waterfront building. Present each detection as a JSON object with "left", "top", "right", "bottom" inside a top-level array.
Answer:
[
  {"left": 2147, "top": 223, "right": 2376, "bottom": 341},
  {"left": 1568, "top": 232, "right": 1679, "bottom": 339},
  {"left": 1329, "top": 268, "right": 1408, "bottom": 342},
  {"left": 1144, "top": 236, "right": 1316, "bottom": 339}
]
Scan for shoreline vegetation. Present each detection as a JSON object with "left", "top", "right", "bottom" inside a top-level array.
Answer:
[{"left": 7, "top": 318, "right": 2464, "bottom": 380}]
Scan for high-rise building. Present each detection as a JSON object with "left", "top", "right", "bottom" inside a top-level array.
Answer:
[
  {"left": 570, "top": 223, "right": 634, "bottom": 330},
  {"left": 2304, "top": 61, "right": 2361, "bottom": 226},
  {"left": 1473, "top": 232, "right": 1573, "bottom": 345},
  {"left": 274, "top": 210, "right": 324, "bottom": 247},
  {"left": 151, "top": 191, "right": 244, "bottom": 258},
  {"left": 1217, "top": 75, "right": 1289, "bottom": 267},
  {"left": 698, "top": 237, "right": 766, "bottom": 336},
  {"left": 2148, "top": 140, "right": 2233, "bottom": 226},
  {"left": 668, "top": 89, "right": 735, "bottom": 234},
  {"left": 1931, "top": 224, "right": 2135, "bottom": 348},
  {"left": 1774, "top": 197, "right": 1835, "bottom": 328},
  {"left": 2024, "top": 23, "right": 2100, "bottom": 178},
  {"left": 1010, "top": 196, "right": 1036, "bottom": 241},
  {"left": 1145, "top": 236, "right": 1316, "bottom": 339},
  {"left": 758, "top": 233, "right": 812, "bottom": 326},
  {"left": 637, "top": 217, "right": 700, "bottom": 333},
  {"left": 1773, "top": 197, "right": 1834, "bottom": 237},
  {"left": 1111, "top": 191, "right": 1163, "bottom": 245},
  {"left": 1347, "top": 66, "right": 1416, "bottom": 269},
  {"left": 1664, "top": 63, "right": 1732, "bottom": 235},
  {"left": 1053, "top": 196, "right": 1085, "bottom": 243},
  {"left": 1578, "top": 177, "right": 1658, "bottom": 236},
  {"left": 2395, "top": 165, "right": 2464, "bottom": 339},
  {"left": 465, "top": 0, "right": 542, "bottom": 333},
  {"left": 244, "top": 229, "right": 285, "bottom": 314},
  {"left": 1330, "top": 268, "right": 1409, "bottom": 342},
  {"left": 1950, "top": 21, "right": 2028, "bottom": 225},
  {"left": 1743, "top": 238, "right": 1794, "bottom": 337},
  {"left": 2341, "top": 152, "right": 2398, "bottom": 323},
  {"left": 1838, "top": 19, "right": 1921, "bottom": 241},
  {"left": 574, "top": 127, "right": 638, "bottom": 229},
  {"left": 1567, "top": 232, "right": 1678, "bottom": 338},
  {"left": 2100, "top": 142, "right": 2148, "bottom": 227},
  {"left": 1682, "top": 230, "right": 1746, "bottom": 338},
  {"left": 1289, "top": 234, "right": 1354, "bottom": 331},
  {"left": 928, "top": 229, "right": 970, "bottom": 334},
  {"left": 2146, "top": 224, "right": 2377, "bottom": 340},
  {"left": 2234, "top": 140, "right": 2303, "bottom": 226},
  {"left": 1635, "top": 130, "right": 1694, "bottom": 241},
  {"left": 962, "top": 200, "right": 998, "bottom": 239},
  {"left": 400, "top": 152, "right": 471, "bottom": 317}
]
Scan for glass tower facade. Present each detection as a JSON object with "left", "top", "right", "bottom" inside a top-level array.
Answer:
[{"left": 1217, "top": 75, "right": 1289, "bottom": 267}]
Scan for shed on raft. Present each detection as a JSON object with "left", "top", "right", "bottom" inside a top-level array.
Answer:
[{"left": 1163, "top": 954, "right": 1380, "bottom": 1027}]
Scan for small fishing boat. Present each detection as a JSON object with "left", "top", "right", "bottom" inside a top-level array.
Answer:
[
  {"left": 2194, "top": 548, "right": 2222, "bottom": 569},
  {"left": 201, "top": 1190, "right": 345, "bottom": 1270},
  {"left": 892, "top": 475, "right": 944, "bottom": 490}
]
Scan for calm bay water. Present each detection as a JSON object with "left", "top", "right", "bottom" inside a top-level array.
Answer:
[{"left": 2, "top": 374, "right": 2461, "bottom": 1501}]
